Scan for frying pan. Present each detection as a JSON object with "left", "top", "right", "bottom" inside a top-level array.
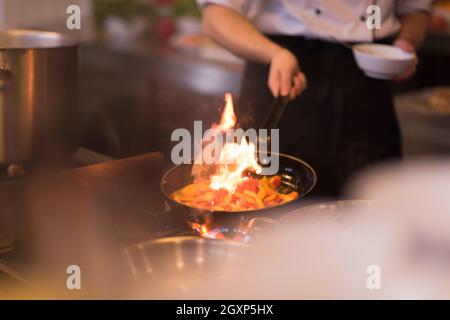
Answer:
[{"left": 160, "top": 152, "right": 317, "bottom": 227}]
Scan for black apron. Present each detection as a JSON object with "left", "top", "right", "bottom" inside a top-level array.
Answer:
[{"left": 238, "top": 36, "right": 401, "bottom": 197}]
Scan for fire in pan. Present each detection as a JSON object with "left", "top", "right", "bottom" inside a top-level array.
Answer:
[{"left": 160, "top": 94, "right": 317, "bottom": 228}]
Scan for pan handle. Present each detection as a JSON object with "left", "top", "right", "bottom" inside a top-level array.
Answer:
[{"left": 258, "top": 95, "right": 289, "bottom": 154}]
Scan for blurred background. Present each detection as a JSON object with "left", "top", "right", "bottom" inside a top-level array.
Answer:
[
  {"left": 1, "top": 0, "right": 243, "bottom": 161},
  {"left": 0, "top": 0, "right": 449, "bottom": 160},
  {"left": 0, "top": 0, "right": 449, "bottom": 299}
]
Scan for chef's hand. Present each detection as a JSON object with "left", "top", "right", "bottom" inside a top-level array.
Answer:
[
  {"left": 268, "top": 48, "right": 307, "bottom": 100},
  {"left": 393, "top": 39, "right": 418, "bottom": 82}
]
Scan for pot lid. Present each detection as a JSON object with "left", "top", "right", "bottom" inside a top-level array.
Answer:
[{"left": 0, "top": 29, "right": 78, "bottom": 49}]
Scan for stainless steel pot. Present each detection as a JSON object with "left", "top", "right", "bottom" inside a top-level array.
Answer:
[
  {"left": 124, "top": 236, "right": 246, "bottom": 278},
  {"left": 123, "top": 236, "right": 247, "bottom": 298},
  {"left": 0, "top": 30, "right": 78, "bottom": 164}
]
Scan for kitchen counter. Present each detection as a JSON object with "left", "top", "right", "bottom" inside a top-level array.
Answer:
[
  {"left": 81, "top": 39, "right": 244, "bottom": 97},
  {"left": 0, "top": 151, "right": 325, "bottom": 297},
  {"left": 79, "top": 39, "right": 244, "bottom": 160}
]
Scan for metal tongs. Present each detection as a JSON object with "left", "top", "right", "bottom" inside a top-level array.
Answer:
[
  {"left": 258, "top": 95, "right": 290, "bottom": 146},
  {"left": 255, "top": 95, "right": 290, "bottom": 174}
]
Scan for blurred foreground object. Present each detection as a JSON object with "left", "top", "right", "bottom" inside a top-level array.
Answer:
[
  {"left": 156, "top": 159, "right": 450, "bottom": 299},
  {"left": 348, "top": 158, "right": 450, "bottom": 245}
]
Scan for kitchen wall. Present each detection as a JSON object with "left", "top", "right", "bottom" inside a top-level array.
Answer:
[
  {"left": 0, "top": 1, "right": 3, "bottom": 29},
  {"left": 0, "top": 0, "right": 93, "bottom": 40}
]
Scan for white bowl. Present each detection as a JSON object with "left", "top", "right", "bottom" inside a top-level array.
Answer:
[{"left": 353, "top": 43, "right": 415, "bottom": 80}]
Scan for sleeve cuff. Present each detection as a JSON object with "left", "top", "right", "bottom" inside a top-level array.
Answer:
[{"left": 196, "top": 0, "right": 248, "bottom": 15}]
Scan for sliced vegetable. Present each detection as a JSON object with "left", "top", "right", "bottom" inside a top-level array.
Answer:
[{"left": 171, "top": 173, "right": 299, "bottom": 212}]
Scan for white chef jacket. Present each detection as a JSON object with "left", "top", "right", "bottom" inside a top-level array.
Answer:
[{"left": 196, "top": 0, "right": 433, "bottom": 42}]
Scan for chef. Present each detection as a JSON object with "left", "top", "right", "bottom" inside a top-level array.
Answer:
[{"left": 196, "top": 0, "right": 432, "bottom": 196}]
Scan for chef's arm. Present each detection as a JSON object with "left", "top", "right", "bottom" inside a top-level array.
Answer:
[
  {"left": 202, "top": 4, "right": 281, "bottom": 64},
  {"left": 201, "top": 4, "right": 306, "bottom": 98},
  {"left": 393, "top": 10, "right": 430, "bottom": 81},
  {"left": 396, "top": 11, "right": 430, "bottom": 49}
]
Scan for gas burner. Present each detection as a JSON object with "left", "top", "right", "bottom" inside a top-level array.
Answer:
[{"left": 190, "top": 222, "right": 252, "bottom": 243}]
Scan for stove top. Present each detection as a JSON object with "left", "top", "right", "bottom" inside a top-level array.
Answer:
[{"left": 0, "top": 150, "right": 325, "bottom": 297}]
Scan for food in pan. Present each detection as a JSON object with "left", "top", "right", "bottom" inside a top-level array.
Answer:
[
  {"left": 171, "top": 174, "right": 299, "bottom": 212},
  {"left": 170, "top": 93, "right": 299, "bottom": 212}
]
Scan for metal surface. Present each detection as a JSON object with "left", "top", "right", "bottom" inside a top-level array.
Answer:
[
  {"left": 280, "top": 200, "right": 372, "bottom": 223},
  {"left": 247, "top": 200, "right": 373, "bottom": 233},
  {"left": 0, "top": 30, "right": 79, "bottom": 164},
  {"left": 124, "top": 236, "right": 246, "bottom": 294},
  {"left": 0, "top": 152, "right": 180, "bottom": 298},
  {"left": 0, "top": 152, "right": 170, "bottom": 248}
]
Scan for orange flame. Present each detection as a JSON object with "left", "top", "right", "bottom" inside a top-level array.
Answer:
[
  {"left": 190, "top": 222, "right": 226, "bottom": 240},
  {"left": 190, "top": 221, "right": 250, "bottom": 242},
  {"left": 208, "top": 93, "right": 261, "bottom": 192},
  {"left": 213, "top": 93, "right": 237, "bottom": 131}
]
